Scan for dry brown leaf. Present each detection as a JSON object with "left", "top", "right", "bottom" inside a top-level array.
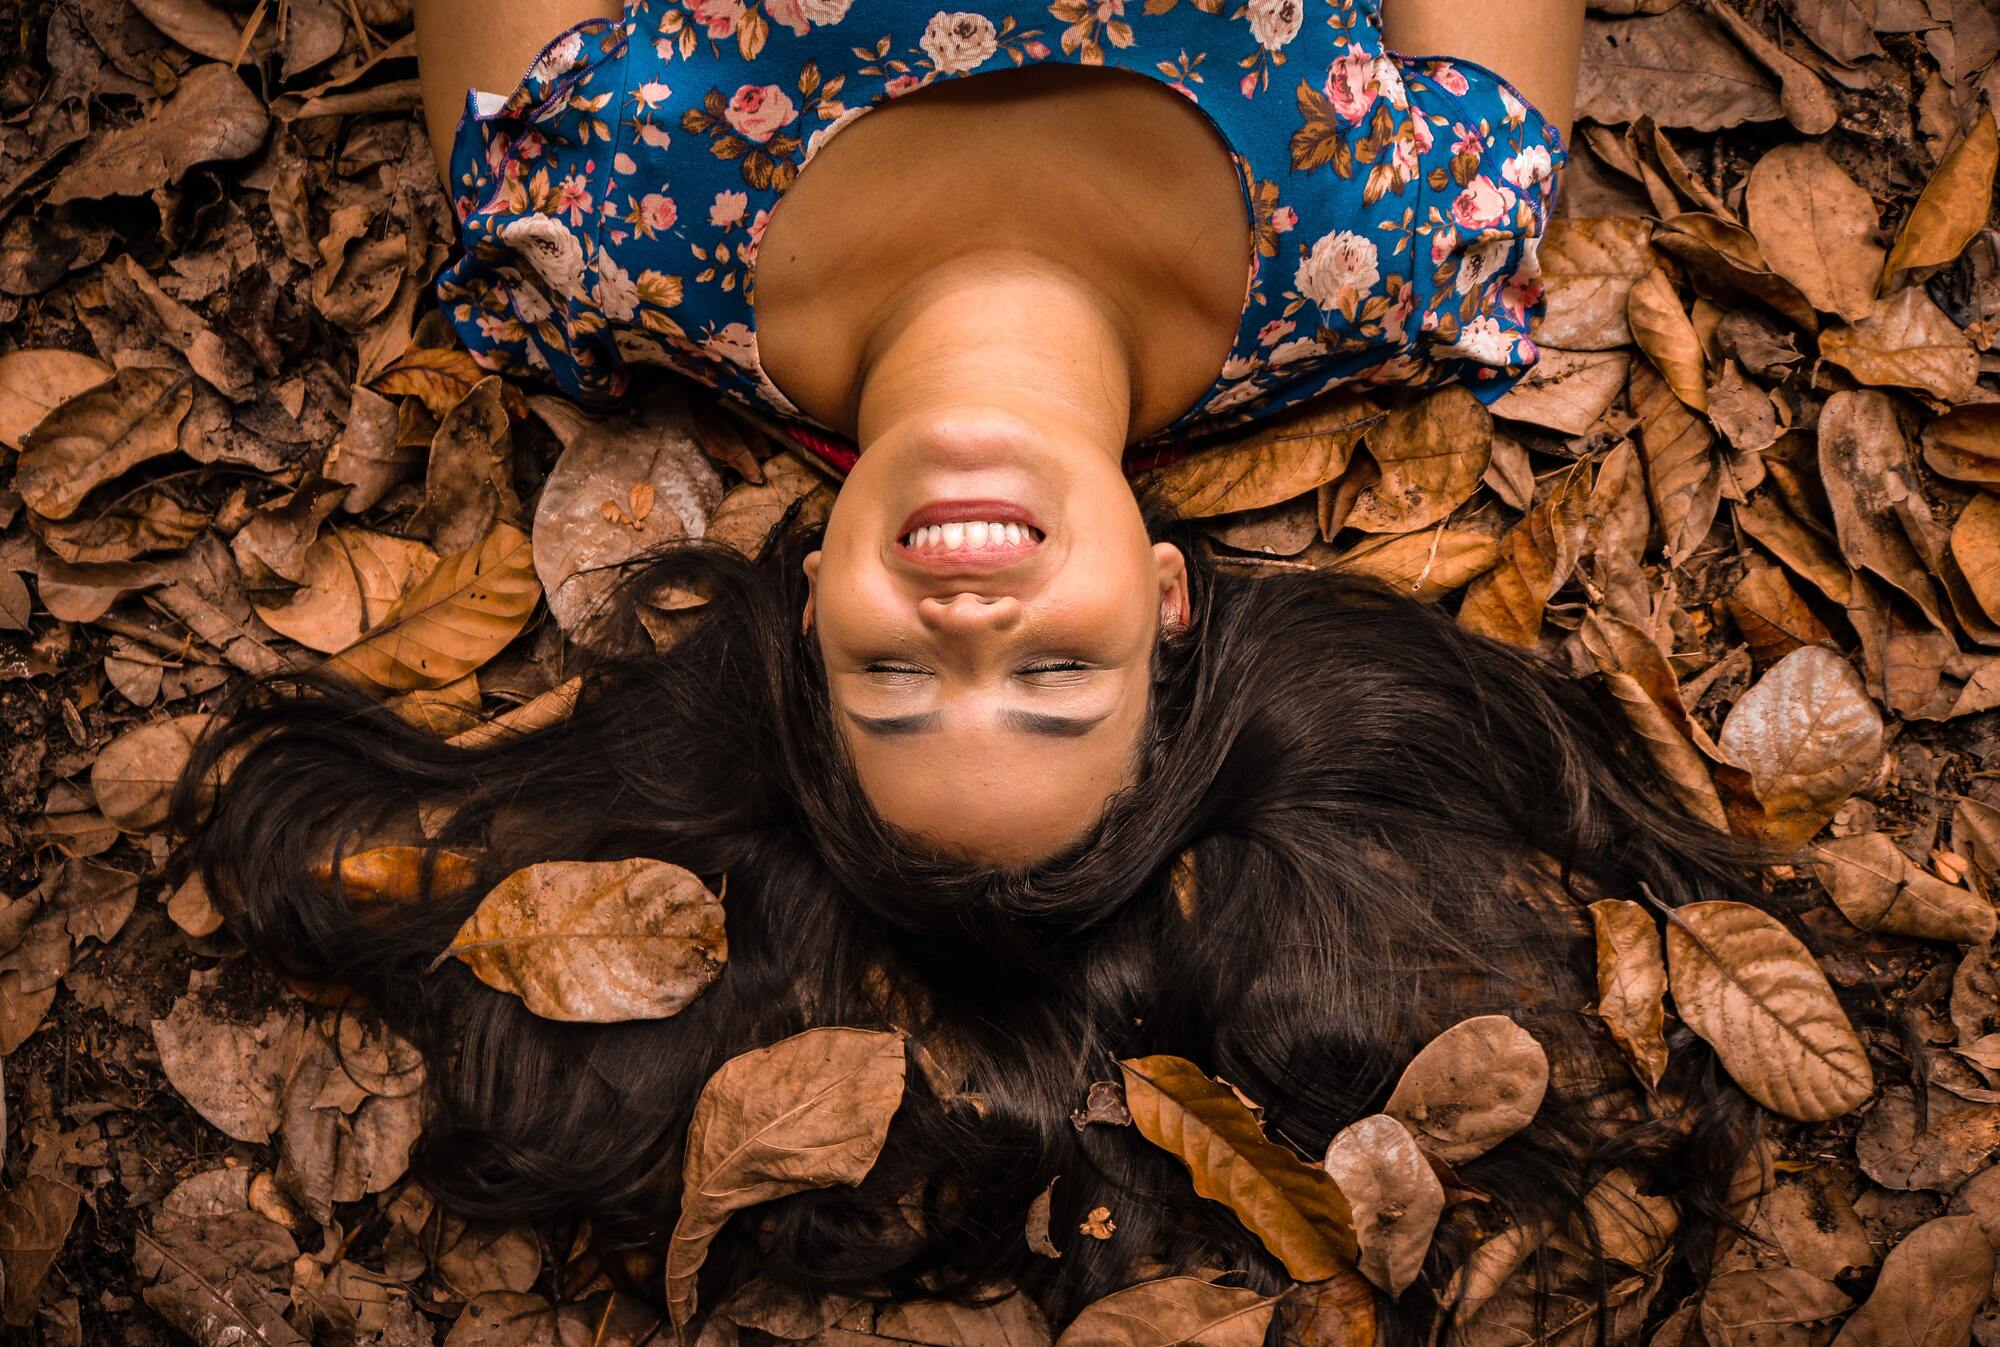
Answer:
[
  {"left": 1883, "top": 112, "right": 2000, "bottom": 289},
  {"left": 1700, "top": 1267, "right": 1853, "bottom": 1347},
  {"left": 151, "top": 991, "right": 303, "bottom": 1144},
  {"left": 1707, "top": 361, "right": 1783, "bottom": 454},
  {"left": 1490, "top": 349, "right": 1630, "bottom": 438},
  {"left": 1320, "top": 1114, "right": 1443, "bottom": 1296},
  {"left": 1705, "top": 0, "right": 1838, "bottom": 135},
  {"left": 1818, "top": 390, "right": 1948, "bottom": 629},
  {"left": 251, "top": 528, "right": 439, "bottom": 654},
  {"left": 1744, "top": 143, "right": 1885, "bottom": 322},
  {"left": 1141, "top": 395, "right": 1376, "bottom": 518},
  {"left": 529, "top": 393, "right": 723, "bottom": 638},
  {"left": 1653, "top": 213, "right": 1821, "bottom": 335},
  {"left": 1053, "top": 1277, "right": 1274, "bottom": 1347},
  {"left": 327, "top": 522, "right": 540, "bottom": 695},
  {"left": 0, "top": 349, "right": 109, "bottom": 451},
  {"left": 1577, "top": 8, "right": 1783, "bottom": 130},
  {"left": 369, "top": 346, "right": 525, "bottom": 420},
  {"left": 1275, "top": 1272, "right": 1376, "bottom": 1347},
  {"left": 128, "top": 0, "right": 254, "bottom": 61},
  {"left": 14, "top": 366, "right": 193, "bottom": 521},
  {"left": 47, "top": 64, "right": 270, "bottom": 204},
  {"left": 1858, "top": 1087, "right": 2000, "bottom": 1192},
  {"left": 1628, "top": 267, "right": 1709, "bottom": 412},
  {"left": 1821, "top": 289, "right": 1981, "bottom": 405},
  {"left": 1459, "top": 465, "right": 1592, "bottom": 647},
  {"left": 1924, "top": 405, "right": 2000, "bottom": 487},
  {"left": 1717, "top": 646, "right": 1885, "bottom": 851},
  {"left": 422, "top": 378, "right": 524, "bottom": 556},
  {"left": 707, "top": 453, "right": 832, "bottom": 556},
  {"left": 1537, "top": 218, "right": 1655, "bottom": 351},
  {"left": 1385, "top": 1015, "right": 1549, "bottom": 1163},
  {"left": 665, "top": 1028, "right": 906, "bottom": 1325},
  {"left": 1735, "top": 493, "right": 1854, "bottom": 608},
  {"left": 1728, "top": 567, "right": 1833, "bottom": 670},
  {"left": 1580, "top": 611, "right": 1733, "bottom": 832},
  {"left": 1664, "top": 900, "right": 1874, "bottom": 1120},
  {"left": 1829, "top": 1215, "right": 1993, "bottom": 1347},
  {"left": 325, "top": 385, "right": 418, "bottom": 514},
  {"left": 0, "top": 1174, "right": 80, "bottom": 1328},
  {"left": 1345, "top": 388, "right": 1491, "bottom": 534},
  {"left": 444, "top": 858, "right": 726, "bottom": 1023},
  {"left": 1328, "top": 529, "right": 1499, "bottom": 601},
  {"left": 1590, "top": 899, "right": 1671, "bottom": 1089},
  {"left": 1786, "top": 0, "right": 1884, "bottom": 63},
  {"left": 90, "top": 713, "right": 214, "bottom": 832},
  {"left": 1117, "top": 1055, "right": 1356, "bottom": 1280},
  {"left": 1952, "top": 493, "right": 2000, "bottom": 625},
  {"left": 1631, "top": 361, "right": 1721, "bottom": 568},
  {"left": 1812, "top": 833, "right": 1997, "bottom": 944}
]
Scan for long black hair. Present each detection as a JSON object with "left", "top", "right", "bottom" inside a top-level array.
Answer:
[{"left": 175, "top": 506, "right": 1761, "bottom": 1337}]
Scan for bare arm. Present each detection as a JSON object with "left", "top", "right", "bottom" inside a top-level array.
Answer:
[
  {"left": 414, "top": 0, "right": 622, "bottom": 182},
  {"left": 1380, "top": 0, "right": 1586, "bottom": 147}
]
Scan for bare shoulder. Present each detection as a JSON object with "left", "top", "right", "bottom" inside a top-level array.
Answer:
[
  {"left": 1378, "top": 0, "right": 1586, "bottom": 144},
  {"left": 414, "top": 0, "right": 623, "bottom": 182}
]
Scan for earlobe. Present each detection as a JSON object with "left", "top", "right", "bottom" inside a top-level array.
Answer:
[
  {"left": 1153, "top": 542, "right": 1191, "bottom": 636},
  {"left": 802, "top": 551, "right": 821, "bottom": 635}
]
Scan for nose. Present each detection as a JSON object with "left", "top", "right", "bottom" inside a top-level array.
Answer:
[{"left": 919, "top": 592, "right": 1022, "bottom": 636}]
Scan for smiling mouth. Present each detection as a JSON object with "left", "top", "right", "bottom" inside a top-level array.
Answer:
[
  {"left": 895, "top": 500, "right": 1046, "bottom": 568},
  {"left": 901, "top": 520, "right": 1044, "bottom": 551}
]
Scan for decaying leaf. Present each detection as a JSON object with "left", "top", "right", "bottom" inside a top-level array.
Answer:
[
  {"left": 444, "top": 858, "right": 727, "bottom": 1023},
  {"left": 1536, "top": 218, "right": 1655, "bottom": 351},
  {"left": 1664, "top": 900, "right": 1874, "bottom": 1120},
  {"left": 47, "top": 64, "right": 270, "bottom": 204},
  {"left": 1631, "top": 361, "right": 1720, "bottom": 568},
  {"left": 1577, "top": 8, "right": 1783, "bottom": 130},
  {"left": 90, "top": 714, "right": 214, "bottom": 832},
  {"left": 1053, "top": 1277, "right": 1274, "bottom": 1347},
  {"left": 0, "top": 349, "right": 109, "bottom": 450},
  {"left": 1590, "top": 899, "right": 1671, "bottom": 1088},
  {"left": 1320, "top": 1114, "right": 1443, "bottom": 1296},
  {"left": 1924, "top": 406, "right": 2000, "bottom": 487},
  {"left": 133, "top": 1168, "right": 305, "bottom": 1347},
  {"left": 1385, "top": 1015, "right": 1549, "bottom": 1163},
  {"left": 1821, "top": 289, "right": 1981, "bottom": 405},
  {"left": 1881, "top": 113, "right": 1999, "bottom": 288},
  {"left": 14, "top": 366, "right": 193, "bottom": 521},
  {"left": 1813, "top": 833, "right": 1997, "bottom": 944},
  {"left": 1459, "top": 464, "right": 1592, "bottom": 646},
  {"left": 1345, "top": 387, "right": 1492, "bottom": 535},
  {"left": 1117, "top": 1055, "right": 1356, "bottom": 1280},
  {"left": 328, "top": 522, "right": 541, "bottom": 695},
  {"left": 1828, "top": 1214, "right": 1992, "bottom": 1347},
  {"left": 1580, "top": 610, "right": 1732, "bottom": 832},
  {"left": 1627, "top": 267, "right": 1708, "bottom": 412},
  {"left": 1744, "top": 143, "right": 1885, "bottom": 322},
  {"left": 250, "top": 528, "right": 440, "bottom": 654},
  {"left": 1728, "top": 567, "right": 1833, "bottom": 670},
  {"left": 1717, "top": 646, "right": 1885, "bottom": 851},
  {"left": 666, "top": 1027, "right": 906, "bottom": 1324},
  {"left": 1329, "top": 528, "right": 1500, "bottom": 601},
  {"left": 1141, "top": 395, "right": 1376, "bottom": 518},
  {"left": 0, "top": 1174, "right": 81, "bottom": 1327}
]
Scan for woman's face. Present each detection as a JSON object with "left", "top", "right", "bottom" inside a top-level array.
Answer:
[{"left": 805, "top": 410, "right": 1188, "bottom": 865}]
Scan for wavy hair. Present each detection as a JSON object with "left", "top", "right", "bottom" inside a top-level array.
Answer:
[{"left": 175, "top": 507, "right": 1761, "bottom": 1339}]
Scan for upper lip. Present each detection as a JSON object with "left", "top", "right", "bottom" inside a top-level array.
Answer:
[{"left": 897, "top": 499, "right": 1043, "bottom": 536}]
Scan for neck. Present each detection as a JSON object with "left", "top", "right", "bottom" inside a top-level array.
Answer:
[{"left": 850, "top": 251, "right": 1137, "bottom": 469}]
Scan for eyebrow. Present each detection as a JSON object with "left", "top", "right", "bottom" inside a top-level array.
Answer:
[{"left": 842, "top": 709, "right": 1112, "bottom": 738}]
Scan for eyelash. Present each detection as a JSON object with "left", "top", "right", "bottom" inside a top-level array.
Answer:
[{"left": 862, "top": 660, "right": 1089, "bottom": 677}]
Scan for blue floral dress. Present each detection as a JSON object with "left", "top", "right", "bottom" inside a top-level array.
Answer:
[{"left": 438, "top": 0, "right": 1564, "bottom": 475}]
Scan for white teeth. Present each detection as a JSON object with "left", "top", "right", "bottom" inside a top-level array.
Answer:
[{"left": 901, "top": 521, "right": 1039, "bottom": 551}]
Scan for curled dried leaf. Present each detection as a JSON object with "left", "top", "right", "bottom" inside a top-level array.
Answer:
[
  {"left": 328, "top": 523, "right": 541, "bottom": 695},
  {"left": 1627, "top": 267, "right": 1708, "bottom": 412},
  {"left": 1829, "top": 1215, "right": 1993, "bottom": 1347},
  {"left": 15, "top": 367, "right": 193, "bottom": 521},
  {"left": 1054, "top": 1277, "right": 1274, "bottom": 1347},
  {"left": 1590, "top": 899, "right": 1670, "bottom": 1089},
  {"left": 1117, "top": 1055, "right": 1356, "bottom": 1280},
  {"left": 1385, "top": 1015, "right": 1549, "bottom": 1163},
  {"left": 1813, "top": 833, "right": 1997, "bottom": 944},
  {"left": 1882, "top": 112, "right": 1999, "bottom": 288},
  {"left": 1141, "top": 395, "right": 1377, "bottom": 518},
  {"left": 1320, "top": 1114, "right": 1444, "bottom": 1295},
  {"left": 1717, "top": 647, "right": 1885, "bottom": 852},
  {"left": 1664, "top": 900, "right": 1874, "bottom": 1120},
  {"left": 1345, "top": 387, "right": 1493, "bottom": 534}
]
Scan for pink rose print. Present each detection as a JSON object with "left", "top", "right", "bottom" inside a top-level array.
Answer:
[
  {"left": 1502, "top": 145, "right": 1555, "bottom": 192},
  {"left": 1428, "top": 61, "right": 1469, "bottom": 97},
  {"left": 1323, "top": 46, "right": 1379, "bottom": 125},
  {"left": 554, "top": 171, "right": 594, "bottom": 225},
  {"left": 1239, "top": 71, "right": 1259, "bottom": 99},
  {"left": 640, "top": 193, "right": 678, "bottom": 232},
  {"left": 635, "top": 80, "right": 673, "bottom": 108},
  {"left": 740, "top": 208, "right": 771, "bottom": 266},
  {"left": 1451, "top": 176, "right": 1516, "bottom": 231},
  {"left": 1500, "top": 85, "right": 1527, "bottom": 124},
  {"left": 1451, "top": 124, "right": 1484, "bottom": 157},
  {"left": 1024, "top": 39, "right": 1049, "bottom": 57},
  {"left": 1247, "top": 0, "right": 1300, "bottom": 50},
  {"left": 1383, "top": 287, "right": 1415, "bottom": 344},
  {"left": 885, "top": 74, "right": 925, "bottom": 96},
  {"left": 517, "top": 131, "right": 546, "bottom": 160},
  {"left": 725, "top": 85, "right": 798, "bottom": 144},
  {"left": 767, "top": 0, "right": 810, "bottom": 33},
  {"left": 709, "top": 190, "right": 748, "bottom": 227},
  {"left": 1271, "top": 205, "right": 1298, "bottom": 232},
  {"left": 689, "top": 0, "right": 744, "bottom": 38},
  {"left": 1430, "top": 227, "right": 1456, "bottom": 265},
  {"left": 1258, "top": 318, "right": 1296, "bottom": 345},
  {"left": 486, "top": 132, "right": 514, "bottom": 173}
]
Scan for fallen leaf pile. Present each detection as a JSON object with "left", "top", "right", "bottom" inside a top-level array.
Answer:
[{"left": 6, "top": 0, "right": 2000, "bottom": 1341}]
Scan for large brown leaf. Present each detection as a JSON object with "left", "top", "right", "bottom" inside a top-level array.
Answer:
[
  {"left": 444, "top": 858, "right": 727, "bottom": 1023},
  {"left": 1627, "top": 267, "right": 1708, "bottom": 412},
  {"left": 1590, "top": 899, "right": 1671, "bottom": 1089},
  {"left": 1744, "top": 144, "right": 1885, "bottom": 322},
  {"left": 1924, "top": 406, "right": 2000, "bottom": 487},
  {"left": 1140, "top": 395, "right": 1377, "bottom": 518},
  {"left": 1829, "top": 1215, "right": 1993, "bottom": 1347},
  {"left": 1728, "top": 566, "right": 1833, "bottom": 671},
  {"left": 1882, "top": 113, "right": 1999, "bottom": 289},
  {"left": 251, "top": 528, "right": 439, "bottom": 654},
  {"left": 1580, "top": 611, "right": 1732, "bottom": 832},
  {"left": 1384, "top": 1015, "right": 1548, "bottom": 1163},
  {"left": 1345, "top": 387, "right": 1491, "bottom": 534},
  {"left": 1489, "top": 349, "right": 1630, "bottom": 437},
  {"left": 1329, "top": 529, "right": 1499, "bottom": 601},
  {"left": 1053, "top": 1278, "right": 1274, "bottom": 1347},
  {"left": 1664, "top": 900, "right": 1874, "bottom": 1119},
  {"left": 0, "top": 349, "right": 109, "bottom": 450},
  {"left": 665, "top": 1028, "right": 906, "bottom": 1324},
  {"left": 1631, "top": 362, "right": 1720, "bottom": 568},
  {"left": 47, "top": 64, "right": 270, "bottom": 204},
  {"left": 1320, "top": 1114, "right": 1443, "bottom": 1296},
  {"left": 1459, "top": 465, "right": 1592, "bottom": 647},
  {"left": 1577, "top": 8, "right": 1782, "bottom": 130},
  {"left": 1536, "top": 219, "right": 1655, "bottom": 351},
  {"left": 0, "top": 1174, "right": 81, "bottom": 1327},
  {"left": 1717, "top": 646, "right": 1884, "bottom": 851},
  {"left": 1118, "top": 1055, "right": 1356, "bottom": 1279},
  {"left": 1821, "top": 289, "right": 1981, "bottom": 405},
  {"left": 327, "top": 523, "right": 540, "bottom": 695},
  {"left": 15, "top": 366, "right": 193, "bottom": 520},
  {"left": 90, "top": 713, "right": 215, "bottom": 832},
  {"left": 1817, "top": 390, "right": 1948, "bottom": 629},
  {"left": 1812, "top": 833, "right": 1997, "bottom": 944}
]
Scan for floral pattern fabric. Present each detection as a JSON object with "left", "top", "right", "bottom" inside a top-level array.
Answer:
[{"left": 439, "top": 0, "right": 1565, "bottom": 474}]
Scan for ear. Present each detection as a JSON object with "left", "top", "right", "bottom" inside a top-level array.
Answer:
[
  {"left": 1152, "top": 542, "right": 1191, "bottom": 636},
  {"left": 801, "top": 550, "right": 821, "bottom": 635}
]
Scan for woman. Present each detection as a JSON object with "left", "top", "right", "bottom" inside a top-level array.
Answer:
[
  {"left": 419, "top": 0, "right": 1578, "bottom": 860},
  {"left": 181, "top": 0, "right": 1765, "bottom": 1335}
]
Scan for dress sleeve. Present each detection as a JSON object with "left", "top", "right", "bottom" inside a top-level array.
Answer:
[
  {"left": 434, "top": 18, "right": 633, "bottom": 407},
  {"left": 1392, "top": 51, "right": 1567, "bottom": 403}
]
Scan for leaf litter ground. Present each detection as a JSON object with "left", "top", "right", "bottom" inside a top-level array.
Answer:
[{"left": 6, "top": 0, "right": 2000, "bottom": 1344}]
